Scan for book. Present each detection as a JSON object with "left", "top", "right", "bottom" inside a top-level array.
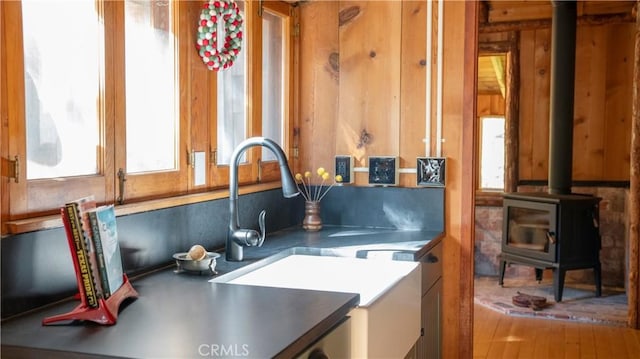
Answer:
[
  {"left": 60, "top": 207, "right": 89, "bottom": 308},
  {"left": 71, "top": 196, "right": 105, "bottom": 299},
  {"left": 87, "top": 208, "right": 112, "bottom": 298},
  {"left": 63, "top": 200, "right": 100, "bottom": 308},
  {"left": 89, "top": 205, "right": 124, "bottom": 295}
]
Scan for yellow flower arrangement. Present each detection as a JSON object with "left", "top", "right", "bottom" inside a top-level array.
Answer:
[{"left": 295, "top": 167, "right": 343, "bottom": 202}]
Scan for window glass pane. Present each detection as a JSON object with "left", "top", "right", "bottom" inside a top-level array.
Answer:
[
  {"left": 480, "top": 116, "right": 505, "bottom": 190},
  {"left": 125, "top": 0, "right": 178, "bottom": 173},
  {"left": 261, "top": 10, "right": 284, "bottom": 161},
  {"left": 22, "top": 0, "right": 101, "bottom": 179},
  {"left": 217, "top": 2, "right": 246, "bottom": 165}
]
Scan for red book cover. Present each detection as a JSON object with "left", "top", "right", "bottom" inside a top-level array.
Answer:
[
  {"left": 63, "top": 201, "right": 100, "bottom": 308},
  {"left": 60, "top": 207, "right": 88, "bottom": 306}
]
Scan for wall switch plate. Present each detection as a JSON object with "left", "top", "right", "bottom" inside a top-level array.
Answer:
[
  {"left": 368, "top": 156, "right": 399, "bottom": 186},
  {"left": 417, "top": 157, "right": 446, "bottom": 187},
  {"left": 194, "top": 151, "right": 206, "bottom": 186},
  {"left": 335, "top": 155, "right": 354, "bottom": 184}
]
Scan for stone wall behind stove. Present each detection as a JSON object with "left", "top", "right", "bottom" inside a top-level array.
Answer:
[{"left": 474, "top": 186, "right": 629, "bottom": 289}]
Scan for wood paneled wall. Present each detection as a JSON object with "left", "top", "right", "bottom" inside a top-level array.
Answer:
[
  {"left": 297, "top": 0, "right": 636, "bottom": 353},
  {"left": 337, "top": 1, "right": 401, "bottom": 173},
  {"left": 297, "top": 1, "right": 339, "bottom": 177},
  {"left": 298, "top": 1, "right": 475, "bottom": 357},
  {"left": 297, "top": 0, "right": 436, "bottom": 188},
  {"left": 518, "top": 23, "right": 634, "bottom": 181},
  {"left": 300, "top": 7, "right": 636, "bottom": 187},
  {"left": 477, "top": 94, "right": 505, "bottom": 117}
]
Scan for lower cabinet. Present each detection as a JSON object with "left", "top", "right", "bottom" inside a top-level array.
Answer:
[
  {"left": 416, "top": 241, "right": 443, "bottom": 359},
  {"left": 421, "top": 277, "right": 442, "bottom": 358},
  {"left": 296, "top": 317, "right": 352, "bottom": 359}
]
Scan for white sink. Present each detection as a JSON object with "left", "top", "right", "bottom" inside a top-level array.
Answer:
[
  {"left": 224, "top": 254, "right": 415, "bottom": 306},
  {"left": 211, "top": 250, "right": 421, "bottom": 358}
]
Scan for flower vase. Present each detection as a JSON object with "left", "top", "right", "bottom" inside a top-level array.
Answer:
[{"left": 302, "top": 201, "right": 322, "bottom": 232}]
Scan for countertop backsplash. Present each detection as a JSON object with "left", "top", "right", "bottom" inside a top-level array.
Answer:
[{"left": 1, "top": 186, "right": 444, "bottom": 319}]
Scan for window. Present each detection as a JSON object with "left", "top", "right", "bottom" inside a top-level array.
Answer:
[
  {"left": 2, "top": 0, "right": 295, "bottom": 231},
  {"left": 476, "top": 45, "right": 517, "bottom": 204},
  {"left": 257, "top": 2, "right": 292, "bottom": 182},
  {"left": 124, "top": 0, "right": 178, "bottom": 174},
  {"left": 217, "top": 2, "right": 247, "bottom": 166},
  {"left": 478, "top": 116, "right": 505, "bottom": 191},
  {"left": 211, "top": 1, "right": 293, "bottom": 186},
  {"left": 113, "top": 0, "right": 188, "bottom": 201},
  {"left": 261, "top": 9, "right": 285, "bottom": 162},
  {"left": 4, "top": 0, "right": 112, "bottom": 218},
  {"left": 22, "top": 0, "right": 102, "bottom": 180}
]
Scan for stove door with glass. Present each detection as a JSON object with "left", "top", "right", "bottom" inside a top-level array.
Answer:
[{"left": 502, "top": 198, "right": 557, "bottom": 263}]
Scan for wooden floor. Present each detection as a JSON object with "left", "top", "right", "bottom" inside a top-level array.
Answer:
[{"left": 473, "top": 303, "right": 640, "bottom": 358}]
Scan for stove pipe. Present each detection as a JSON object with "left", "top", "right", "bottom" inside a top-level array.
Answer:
[{"left": 548, "top": 0, "right": 577, "bottom": 195}]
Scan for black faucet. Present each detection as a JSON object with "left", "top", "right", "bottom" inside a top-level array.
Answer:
[{"left": 227, "top": 137, "right": 299, "bottom": 261}]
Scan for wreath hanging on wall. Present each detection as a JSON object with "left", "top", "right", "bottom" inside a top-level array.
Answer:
[{"left": 196, "top": 0, "right": 243, "bottom": 71}]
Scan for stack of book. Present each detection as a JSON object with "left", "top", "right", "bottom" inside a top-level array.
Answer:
[{"left": 62, "top": 196, "right": 125, "bottom": 308}]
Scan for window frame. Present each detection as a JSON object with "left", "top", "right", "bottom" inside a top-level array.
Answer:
[
  {"left": 209, "top": 0, "right": 295, "bottom": 188},
  {"left": 257, "top": 1, "right": 294, "bottom": 183},
  {"left": 476, "top": 34, "right": 519, "bottom": 207},
  {"left": 112, "top": 0, "right": 190, "bottom": 203},
  {"left": 3, "top": 0, "right": 115, "bottom": 219},
  {"left": 0, "top": 0, "right": 297, "bottom": 234}
]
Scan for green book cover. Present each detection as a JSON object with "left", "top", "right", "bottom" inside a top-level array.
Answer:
[
  {"left": 93, "top": 205, "right": 124, "bottom": 294},
  {"left": 88, "top": 209, "right": 112, "bottom": 298}
]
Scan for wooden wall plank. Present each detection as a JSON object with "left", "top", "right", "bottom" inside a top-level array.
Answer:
[
  {"left": 604, "top": 22, "right": 634, "bottom": 180},
  {"left": 531, "top": 28, "right": 550, "bottom": 180},
  {"left": 477, "top": 95, "right": 492, "bottom": 116},
  {"left": 459, "top": 1, "right": 478, "bottom": 357},
  {"left": 488, "top": 1, "right": 551, "bottom": 23},
  {"left": 518, "top": 29, "right": 535, "bottom": 180},
  {"left": 441, "top": 0, "right": 474, "bottom": 357},
  {"left": 297, "top": 0, "right": 339, "bottom": 179},
  {"left": 581, "top": 1, "right": 637, "bottom": 16},
  {"left": 573, "top": 25, "right": 606, "bottom": 180},
  {"left": 399, "top": 0, "right": 426, "bottom": 187},
  {"left": 477, "top": 94, "right": 505, "bottom": 116},
  {"left": 338, "top": 0, "right": 401, "bottom": 175},
  {"left": 517, "top": 23, "right": 633, "bottom": 182},
  {"left": 486, "top": 1, "right": 634, "bottom": 24}
]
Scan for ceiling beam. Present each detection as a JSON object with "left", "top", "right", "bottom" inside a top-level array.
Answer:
[{"left": 480, "top": 11, "right": 634, "bottom": 33}]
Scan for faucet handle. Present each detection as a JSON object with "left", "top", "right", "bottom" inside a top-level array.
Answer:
[{"left": 257, "top": 210, "right": 266, "bottom": 247}]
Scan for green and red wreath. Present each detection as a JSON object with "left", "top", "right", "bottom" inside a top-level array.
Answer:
[{"left": 196, "top": 0, "right": 243, "bottom": 71}]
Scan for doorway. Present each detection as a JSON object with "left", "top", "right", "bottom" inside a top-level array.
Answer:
[{"left": 473, "top": 10, "right": 634, "bottom": 328}]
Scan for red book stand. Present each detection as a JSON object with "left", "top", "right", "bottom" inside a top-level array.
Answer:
[
  {"left": 42, "top": 274, "right": 138, "bottom": 326},
  {"left": 43, "top": 207, "right": 138, "bottom": 325}
]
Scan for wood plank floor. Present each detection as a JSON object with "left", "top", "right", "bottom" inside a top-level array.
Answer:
[{"left": 473, "top": 303, "right": 640, "bottom": 358}]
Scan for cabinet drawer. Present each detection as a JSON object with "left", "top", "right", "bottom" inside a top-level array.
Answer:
[{"left": 421, "top": 241, "right": 443, "bottom": 294}]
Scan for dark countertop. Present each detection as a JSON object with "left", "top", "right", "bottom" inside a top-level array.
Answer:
[
  {"left": 219, "top": 225, "right": 444, "bottom": 266},
  {"left": 1, "top": 226, "right": 443, "bottom": 359}
]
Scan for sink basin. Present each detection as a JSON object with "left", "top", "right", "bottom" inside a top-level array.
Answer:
[
  {"left": 216, "top": 254, "right": 415, "bottom": 306},
  {"left": 210, "top": 247, "right": 421, "bottom": 358}
]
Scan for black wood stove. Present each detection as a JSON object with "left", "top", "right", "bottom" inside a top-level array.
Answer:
[
  {"left": 498, "top": 192, "right": 602, "bottom": 302},
  {"left": 498, "top": 1, "right": 602, "bottom": 302}
]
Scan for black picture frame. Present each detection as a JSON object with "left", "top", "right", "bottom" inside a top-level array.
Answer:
[
  {"left": 368, "top": 156, "right": 398, "bottom": 186},
  {"left": 417, "top": 157, "right": 446, "bottom": 187}
]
